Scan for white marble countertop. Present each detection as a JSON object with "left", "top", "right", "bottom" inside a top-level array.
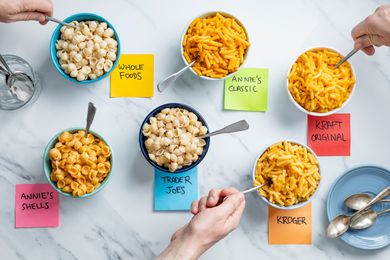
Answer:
[{"left": 1, "top": 0, "right": 390, "bottom": 259}]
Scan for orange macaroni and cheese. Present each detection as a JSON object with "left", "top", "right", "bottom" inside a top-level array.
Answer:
[
  {"left": 288, "top": 48, "right": 355, "bottom": 113},
  {"left": 254, "top": 141, "right": 320, "bottom": 206},
  {"left": 182, "top": 13, "right": 250, "bottom": 78}
]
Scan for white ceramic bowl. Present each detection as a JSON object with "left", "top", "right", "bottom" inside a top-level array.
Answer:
[
  {"left": 180, "top": 11, "right": 250, "bottom": 80},
  {"left": 286, "top": 46, "right": 356, "bottom": 117},
  {"left": 251, "top": 140, "right": 321, "bottom": 210}
]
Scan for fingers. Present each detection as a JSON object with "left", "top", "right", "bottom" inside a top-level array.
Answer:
[
  {"left": 214, "top": 192, "right": 245, "bottom": 219},
  {"left": 23, "top": 0, "right": 53, "bottom": 16},
  {"left": 354, "top": 34, "right": 382, "bottom": 50},
  {"left": 198, "top": 196, "right": 208, "bottom": 212},
  {"left": 7, "top": 12, "right": 46, "bottom": 22},
  {"left": 191, "top": 200, "right": 199, "bottom": 215},
  {"left": 220, "top": 187, "right": 239, "bottom": 198},
  {"left": 207, "top": 188, "right": 222, "bottom": 207},
  {"left": 361, "top": 46, "right": 376, "bottom": 56},
  {"left": 351, "top": 19, "right": 370, "bottom": 41}
]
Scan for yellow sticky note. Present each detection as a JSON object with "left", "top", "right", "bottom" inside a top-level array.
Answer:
[
  {"left": 110, "top": 54, "right": 154, "bottom": 97},
  {"left": 268, "top": 203, "right": 312, "bottom": 244}
]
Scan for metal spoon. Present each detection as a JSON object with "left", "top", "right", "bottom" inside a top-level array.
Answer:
[
  {"left": 85, "top": 102, "right": 96, "bottom": 138},
  {"left": 0, "top": 53, "right": 34, "bottom": 102},
  {"left": 157, "top": 61, "right": 195, "bottom": 92},
  {"left": 327, "top": 186, "right": 390, "bottom": 238},
  {"left": 45, "top": 16, "right": 77, "bottom": 29},
  {"left": 223, "top": 183, "right": 266, "bottom": 202},
  {"left": 344, "top": 193, "right": 390, "bottom": 211},
  {"left": 334, "top": 48, "right": 359, "bottom": 68},
  {"left": 198, "top": 120, "right": 249, "bottom": 139},
  {"left": 350, "top": 209, "right": 390, "bottom": 230}
]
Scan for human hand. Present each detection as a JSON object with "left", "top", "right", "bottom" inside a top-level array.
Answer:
[
  {"left": 158, "top": 188, "right": 245, "bottom": 260},
  {"left": 352, "top": 4, "right": 390, "bottom": 55},
  {"left": 0, "top": 0, "right": 53, "bottom": 24}
]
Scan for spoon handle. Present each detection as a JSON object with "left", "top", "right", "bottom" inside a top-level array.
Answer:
[
  {"left": 378, "top": 208, "right": 390, "bottom": 216},
  {"left": 334, "top": 48, "right": 359, "bottom": 68},
  {"left": 85, "top": 102, "right": 96, "bottom": 138},
  {"left": 352, "top": 186, "right": 390, "bottom": 217},
  {"left": 242, "top": 183, "right": 266, "bottom": 195},
  {"left": 157, "top": 61, "right": 195, "bottom": 93},
  {"left": 199, "top": 120, "right": 249, "bottom": 139},
  {"left": 45, "top": 16, "right": 77, "bottom": 29},
  {"left": 0, "top": 53, "right": 12, "bottom": 73}
]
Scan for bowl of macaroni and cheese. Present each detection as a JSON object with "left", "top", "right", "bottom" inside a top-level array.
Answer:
[
  {"left": 50, "top": 13, "right": 121, "bottom": 84},
  {"left": 181, "top": 12, "right": 250, "bottom": 80},
  {"left": 139, "top": 103, "right": 210, "bottom": 173},
  {"left": 252, "top": 141, "right": 321, "bottom": 210},
  {"left": 287, "top": 47, "right": 356, "bottom": 116},
  {"left": 43, "top": 128, "right": 114, "bottom": 198}
]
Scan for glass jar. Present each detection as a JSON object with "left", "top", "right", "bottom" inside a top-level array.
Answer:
[{"left": 0, "top": 54, "right": 40, "bottom": 110}]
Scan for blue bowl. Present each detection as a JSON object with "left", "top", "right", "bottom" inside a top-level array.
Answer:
[
  {"left": 50, "top": 13, "right": 121, "bottom": 84},
  {"left": 139, "top": 103, "right": 210, "bottom": 173},
  {"left": 43, "top": 127, "right": 115, "bottom": 198}
]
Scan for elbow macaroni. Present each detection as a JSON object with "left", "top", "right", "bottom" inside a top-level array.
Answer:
[
  {"left": 288, "top": 48, "right": 355, "bottom": 113},
  {"left": 254, "top": 141, "right": 320, "bottom": 206},
  {"left": 56, "top": 21, "right": 118, "bottom": 81},
  {"left": 49, "top": 130, "right": 111, "bottom": 196},
  {"left": 183, "top": 13, "right": 250, "bottom": 78},
  {"left": 142, "top": 108, "right": 208, "bottom": 172}
]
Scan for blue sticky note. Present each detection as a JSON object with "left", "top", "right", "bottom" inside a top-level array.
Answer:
[{"left": 154, "top": 167, "right": 198, "bottom": 211}]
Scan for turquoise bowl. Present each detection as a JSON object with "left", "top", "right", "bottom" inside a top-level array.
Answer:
[
  {"left": 50, "top": 13, "right": 121, "bottom": 84},
  {"left": 43, "top": 127, "right": 114, "bottom": 198}
]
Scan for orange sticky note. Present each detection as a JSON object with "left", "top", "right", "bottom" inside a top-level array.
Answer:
[
  {"left": 268, "top": 203, "right": 312, "bottom": 244},
  {"left": 15, "top": 184, "right": 59, "bottom": 228},
  {"left": 307, "top": 113, "right": 350, "bottom": 156},
  {"left": 110, "top": 54, "right": 154, "bottom": 98}
]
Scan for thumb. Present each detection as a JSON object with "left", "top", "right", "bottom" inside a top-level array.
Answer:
[
  {"left": 8, "top": 12, "right": 46, "bottom": 23},
  {"left": 214, "top": 192, "right": 245, "bottom": 219},
  {"left": 354, "top": 34, "right": 383, "bottom": 50}
]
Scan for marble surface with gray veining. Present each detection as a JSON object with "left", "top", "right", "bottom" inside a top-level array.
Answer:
[{"left": 1, "top": 0, "right": 390, "bottom": 259}]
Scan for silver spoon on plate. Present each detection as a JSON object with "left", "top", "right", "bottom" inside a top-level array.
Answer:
[
  {"left": 344, "top": 193, "right": 390, "bottom": 211},
  {"left": 349, "top": 208, "right": 390, "bottom": 230},
  {"left": 326, "top": 186, "right": 390, "bottom": 238}
]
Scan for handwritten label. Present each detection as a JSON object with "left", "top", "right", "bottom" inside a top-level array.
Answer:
[
  {"left": 154, "top": 167, "right": 198, "bottom": 211},
  {"left": 15, "top": 184, "right": 59, "bottom": 228},
  {"left": 308, "top": 113, "right": 350, "bottom": 156},
  {"left": 268, "top": 203, "right": 312, "bottom": 244},
  {"left": 224, "top": 68, "right": 268, "bottom": 111},
  {"left": 110, "top": 54, "right": 154, "bottom": 97}
]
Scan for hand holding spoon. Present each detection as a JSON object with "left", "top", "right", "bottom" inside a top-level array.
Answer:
[
  {"left": 85, "top": 102, "right": 96, "bottom": 138},
  {"left": 344, "top": 193, "right": 390, "bottom": 211},
  {"left": 198, "top": 120, "right": 249, "bottom": 139},
  {"left": 157, "top": 61, "right": 195, "bottom": 92},
  {"left": 327, "top": 186, "right": 390, "bottom": 238},
  {"left": 350, "top": 209, "right": 390, "bottom": 230}
]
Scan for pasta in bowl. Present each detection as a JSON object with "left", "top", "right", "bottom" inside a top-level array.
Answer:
[
  {"left": 50, "top": 13, "right": 121, "bottom": 84},
  {"left": 139, "top": 103, "right": 210, "bottom": 173},
  {"left": 43, "top": 128, "right": 114, "bottom": 198},
  {"left": 252, "top": 141, "right": 321, "bottom": 210},
  {"left": 181, "top": 12, "right": 250, "bottom": 80},
  {"left": 287, "top": 47, "right": 356, "bottom": 116}
]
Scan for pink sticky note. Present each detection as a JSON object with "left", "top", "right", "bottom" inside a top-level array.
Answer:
[
  {"left": 307, "top": 114, "right": 351, "bottom": 156},
  {"left": 15, "top": 184, "right": 59, "bottom": 228}
]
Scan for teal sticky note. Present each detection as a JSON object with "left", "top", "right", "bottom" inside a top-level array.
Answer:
[
  {"left": 154, "top": 167, "right": 198, "bottom": 211},
  {"left": 224, "top": 68, "right": 268, "bottom": 111}
]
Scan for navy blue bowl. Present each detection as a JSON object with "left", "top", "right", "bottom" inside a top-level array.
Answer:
[
  {"left": 50, "top": 13, "right": 121, "bottom": 84},
  {"left": 139, "top": 103, "right": 210, "bottom": 173}
]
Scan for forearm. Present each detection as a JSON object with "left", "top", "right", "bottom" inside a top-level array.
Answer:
[{"left": 157, "top": 236, "right": 203, "bottom": 260}]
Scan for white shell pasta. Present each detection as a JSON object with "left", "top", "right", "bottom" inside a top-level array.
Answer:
[
  {"left": 55, "top": 20, "right": 118, "bottom": 81},
  {"left": 142, "top": 108, "right": 208, "bottom": 172}
]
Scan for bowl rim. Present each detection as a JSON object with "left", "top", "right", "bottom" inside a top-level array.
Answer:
[
  {"left": 43, "top": 127, "right": 114, "bottom": 198},
  {"left": 139, "top": 103, "right": 211, "bottom": 174},
  {"left": 49, "top": 12, "right": 121, "bottom": 85},
  {"left": 180, "top": 11, "right": 250, "bottom": 81},
  {"left": 251, "top": 140, "right": 321, "bottom": 210},
  {"left": 286, "top": 46, "right": 357, "bottom": 117}
]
